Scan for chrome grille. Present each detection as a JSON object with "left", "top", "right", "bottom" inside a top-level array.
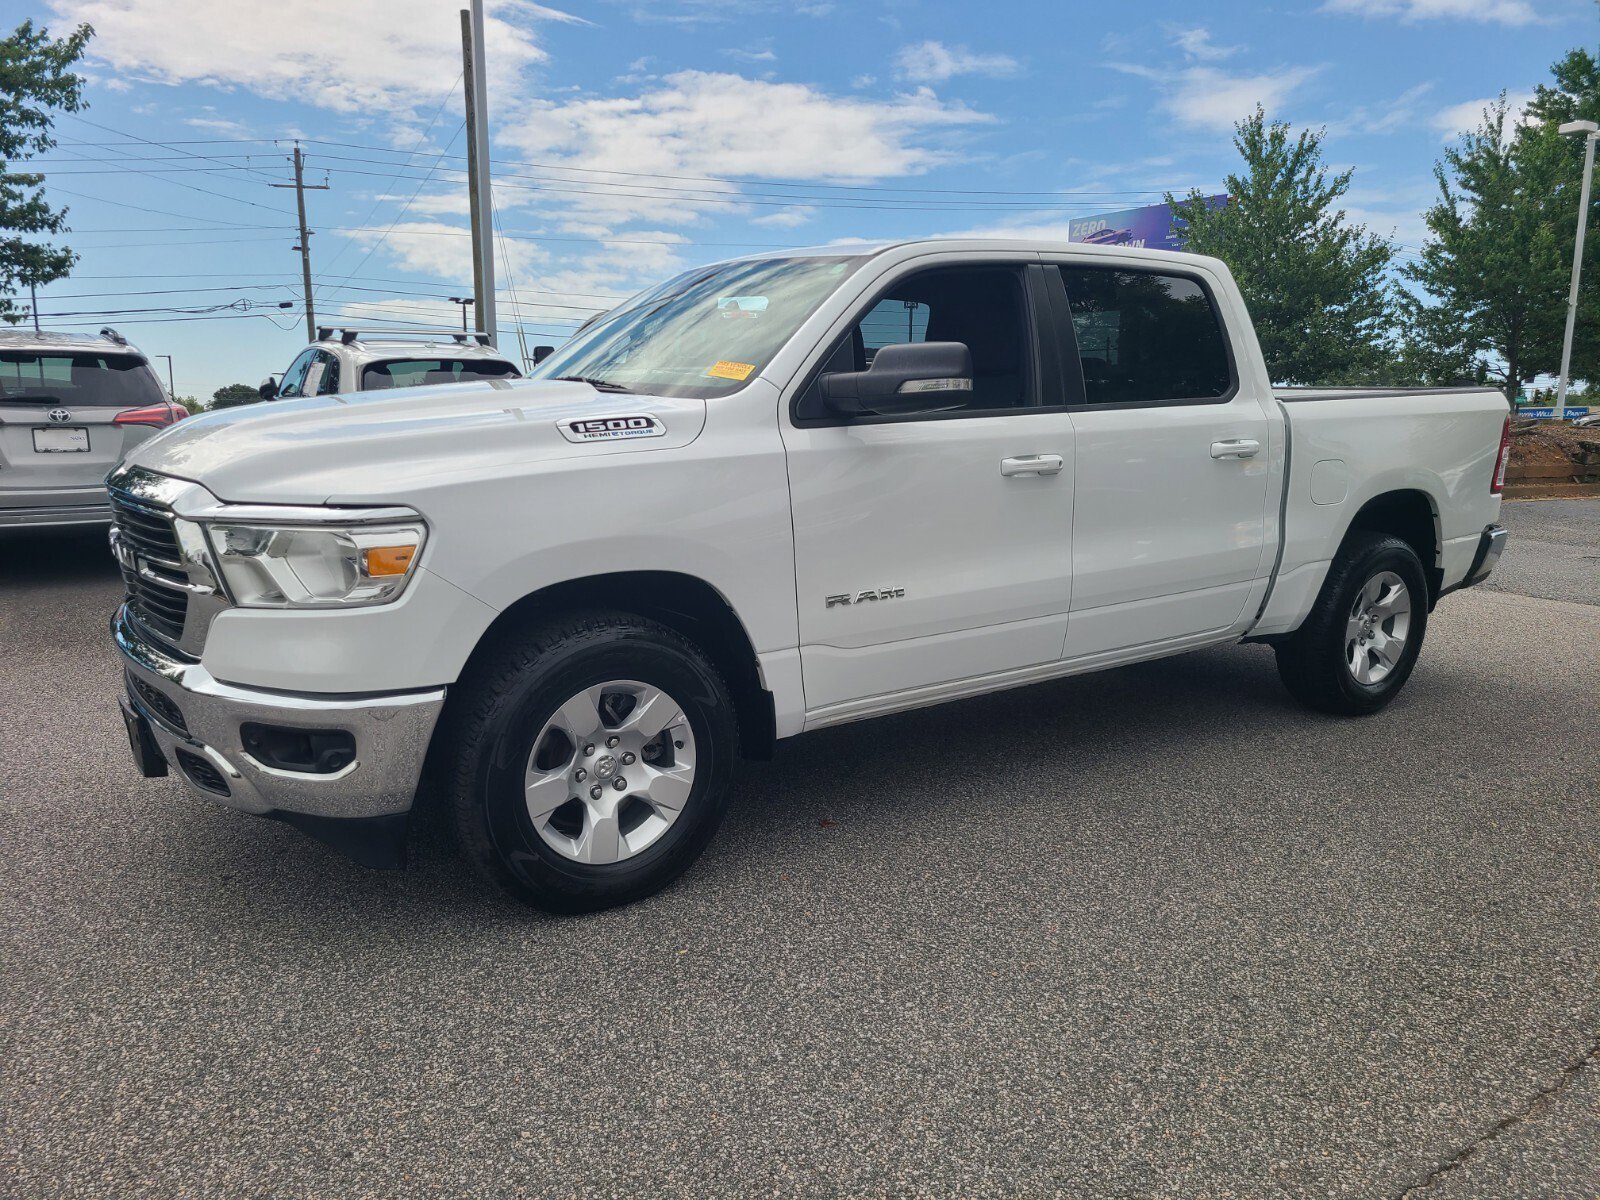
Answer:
[{"left": 109, "top": 490, "right": 190, "bottom": 649}]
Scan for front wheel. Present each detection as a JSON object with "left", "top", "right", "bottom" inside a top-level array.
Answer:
[
  {"left": 1274, "top": 532, "right": 1429, "bottom": 716},
  {"left": 446, "top": 613, "right": 739, "bottom": 913}
]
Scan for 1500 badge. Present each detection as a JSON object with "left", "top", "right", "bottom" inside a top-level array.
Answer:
[
  {"left": 826, "top": 587, "right": 905, "bottom": 609},
  {"left": 559, "top": 414, "right": 666, "bottom": 443}
]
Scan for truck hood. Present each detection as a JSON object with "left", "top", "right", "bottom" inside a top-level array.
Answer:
[{"left": 121, "top": 378, "right": 709, "bottom": 505}]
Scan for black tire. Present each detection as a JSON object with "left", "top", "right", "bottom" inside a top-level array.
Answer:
[
  {"left": 1274, "top": 532, "right": 1430, "bottom": 716},
  {"left": 445, "top": 611, "right": 738, "bottom": 913}
]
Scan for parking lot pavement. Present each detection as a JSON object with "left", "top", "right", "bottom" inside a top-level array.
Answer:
[
  {"left": 1484, "top": 499, "right": 1600, "bottom": 606},
  {"left": 2, "top": 508, "right": 1597, "bottom": 1200}
]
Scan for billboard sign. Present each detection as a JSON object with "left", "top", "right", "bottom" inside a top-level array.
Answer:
[{"left": 1067, "top": 195, "right": 1229, "bottom": 253}]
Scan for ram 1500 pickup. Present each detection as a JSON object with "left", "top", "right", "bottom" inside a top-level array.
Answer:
[{"left": 108, "top": 239, "right": 1512, "bottom": 911}]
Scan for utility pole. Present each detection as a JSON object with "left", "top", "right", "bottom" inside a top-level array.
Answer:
[
  {"left": 28, "top": 279, "right": 40, "bottom": 334},
  {"left": 1556, "top": 120, "right": 1598, "bottom": 422},
  {"left": 270, "top": 141, "right": 330, "bottom": 343},
  {"left": 462, "top": 1, "right": 497, "bottom": 343}
]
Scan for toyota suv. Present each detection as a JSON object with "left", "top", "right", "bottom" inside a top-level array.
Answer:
[{"left": 0, "top": 329, "right": 185, "bottom": 529}]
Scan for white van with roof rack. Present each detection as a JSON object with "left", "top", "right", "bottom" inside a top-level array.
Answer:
[
  {"left": 259, "top": 327, "right": 526, "bottom": 401},
  {"left": 0, "top": 327, "right": 185, "bottom": 529}
]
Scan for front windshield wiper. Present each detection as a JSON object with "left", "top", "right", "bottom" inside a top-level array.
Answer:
[{"left": 553, "top": 375, "right": 633, "bottom": 393}]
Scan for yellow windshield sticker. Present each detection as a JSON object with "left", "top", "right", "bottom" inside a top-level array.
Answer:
[{"left": 707, "top": 360, "right": 756, "bottom": 381}]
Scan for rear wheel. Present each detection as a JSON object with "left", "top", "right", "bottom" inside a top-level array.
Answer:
[
  {"left": 446, "top": 612, "right": 738, "bottom": 912},
  {"left": 1274, "top": 532, "right": 1429, "bottom": 716}
]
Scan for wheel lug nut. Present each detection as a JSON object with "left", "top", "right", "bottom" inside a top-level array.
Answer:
[
  {"left": 589, "top": 785, "right": 602, "bottom": 800},
  {"left": 574, "top": 768, "right": 586, "bottom": 782},
  {"left": 621, "top": 752, "right": 635, "bottom": 765},
  {"left": 583, "top": 743, "right": 595, "bottom": 757},
  {"left": 606, "top": 735, "right": 620, "bottom": 749},
  {"left": 613, "top": 776, "right": 628, "bottom": 791}
]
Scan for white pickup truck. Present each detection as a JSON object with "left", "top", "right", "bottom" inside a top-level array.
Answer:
[{"left": 109, "top": 239, "right": 1511, "bottom": 912}]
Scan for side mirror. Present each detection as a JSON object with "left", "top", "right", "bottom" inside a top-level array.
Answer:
[
  {"left": 258, "top": 376, "right": 279, "bottom": 401},
  {"left": 820, "top": 341, "right": 973, "bottom": 417},
  {"left": 532, "top": 345, "right": 555, "bottom": 364}
]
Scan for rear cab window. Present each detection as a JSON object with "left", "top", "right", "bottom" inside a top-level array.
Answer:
[
  {"left": 1054, "top": 266, "right": 1233, "bottom": 405},
  {"left": 362, "top": 359, "right": 521, "bottom": 390},
  {"left": 0, "top": 352, "right": 165, "bottom": 408}
]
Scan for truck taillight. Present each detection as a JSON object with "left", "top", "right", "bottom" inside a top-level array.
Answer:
[
  {"left": 113, "top": 403, "right": 185, "bottom": 429},
  {"left": 1490, "top": 415, "right": 1512, "bottom": 495}
]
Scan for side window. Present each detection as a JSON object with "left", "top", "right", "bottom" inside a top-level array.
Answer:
[
  {"left": 1056, "top": 267, "right": 1231, "bottom": 405},
  {"left": 313, "top": 351, "right": 341, "bottom": 395},
  {"left": 801, "top": 265, "right": 1033, "bottom": 418},
  {"left": 276, "top": 349, "right": 316, "bottom": 398}
]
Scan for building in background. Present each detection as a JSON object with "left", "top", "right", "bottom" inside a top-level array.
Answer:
[{"left": 1067, "top": 196, "right": 1229, "bottom": 252}]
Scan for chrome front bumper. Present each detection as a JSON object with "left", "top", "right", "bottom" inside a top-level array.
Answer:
[{"left": 113, "top": 604, "right": 446, "bottom": 823}]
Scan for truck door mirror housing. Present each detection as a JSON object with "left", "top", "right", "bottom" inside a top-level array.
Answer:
[
  {"left": 532, "top": 345, "right": 555, "bottom": 364},
  {"left": 819, "top": 341, "right": 973, "bottom": 417},
  {"left": 258, "top": 376, "right": 279, "bottom": 401}
]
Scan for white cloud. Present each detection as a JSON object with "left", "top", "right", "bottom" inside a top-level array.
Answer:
[
  {"left": 1321, "top": 0, "right": 1540, "bottom": 24},
  {"left": 723, "top": 46, "right": 777, "bottom": 63},
  {"left": 49, "top": 0, "right": 586, "bottom": 120},
  {"left": 1170, "top": 28, "right": 1240, "bottom": 61},
  {"left": 1113, "top": 62, "right": 1320, "bottom": 131},
  {"left": 182, "top": 114, "right": 252, "bottom": 138},
  {"left": 750, "top": 205, "right": 818, "bottom": 228},
  {"left": 1431, "top": 90, "right": 1536, "bottom": 140},
  {"left": 893, "top": 41, "right": 1022, "bottom": 84},
  {"left": 500, "top": 70, "right": 991, "bottom": 227},
  {"left": 340, "top": 220, "right": 547, "bottom": 282},
  {"left": 1326, "top": 82, "right": 1435, "bottom": 135}
]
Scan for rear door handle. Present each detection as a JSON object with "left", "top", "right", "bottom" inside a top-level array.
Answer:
[
  {"left": 1000, "top": 454, "right": 1064, "bottom": 477},
  {"left": 1210, "top": 439, "right": 1261, "bottom": 459}
]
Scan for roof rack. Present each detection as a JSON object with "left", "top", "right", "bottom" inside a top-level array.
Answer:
[
  {"left": 99, "top": 326, "right": 128, "bottom": 346},
  {"left": 314, "top": 326, "right": 492, "bottom": 347}
]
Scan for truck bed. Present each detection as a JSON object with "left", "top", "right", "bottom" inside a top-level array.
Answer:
[{"left": 1275, "top": 386, "right": 1506, "bottom": 403}]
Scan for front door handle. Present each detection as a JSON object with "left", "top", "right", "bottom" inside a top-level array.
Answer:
[
  {"left": 1210, "top": 439, "right": 1261, "bottom": 460},
  {"left": 1000, "top": 454, "right": 1064, "bottom": 477}
]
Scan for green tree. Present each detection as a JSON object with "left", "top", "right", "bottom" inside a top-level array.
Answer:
[
  {"left": 173, "top": 394, "right": 205, "bottom": 415},
  {"left": 1524, "top": 47, "right": 1600, "bottom": 385},
  {"left": 1401, "top": 96, "right": 1575, "bottom": 401},
  {"left": 210, "top": 382, "right": 260, "bottom": 409},
  {"left": 0, "top": 20, "right": 93, "bottom": 326},
  {"left": 1167, "top": 106, "right": 1395, "bottom": 385}
]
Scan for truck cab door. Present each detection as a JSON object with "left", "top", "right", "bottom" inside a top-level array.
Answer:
[
  {"left": 781, "top": 262, "right": 1078, "bottom": 720},
  {"left": 1043, "top": 261, "right": 1275, "bottom": 659}
]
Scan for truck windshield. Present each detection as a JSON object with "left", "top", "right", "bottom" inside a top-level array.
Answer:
[
  {"left": 528, "top": 255, "right": 864, "bottom": 399},
  {"left": 0, "top": 352, "right": 165, "bottom": 407}
]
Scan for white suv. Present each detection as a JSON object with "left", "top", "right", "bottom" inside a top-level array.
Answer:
[{"left": 262, "top": 328, "right": 523, "bottom": 401}]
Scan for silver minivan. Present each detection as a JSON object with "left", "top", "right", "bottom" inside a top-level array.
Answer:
[{"left": 0, "top": 329, "right": 184, "bottom": 529}]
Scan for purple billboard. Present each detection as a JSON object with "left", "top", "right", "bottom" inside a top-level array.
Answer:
[{"left": 1067, "top": 195, "right": 1229, "bottom": 252}]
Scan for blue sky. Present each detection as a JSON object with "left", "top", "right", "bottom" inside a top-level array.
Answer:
[{"left": 14, "top": 0, "right": 1598, "bottom": 400}]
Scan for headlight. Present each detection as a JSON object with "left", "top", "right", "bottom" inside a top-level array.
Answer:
[{"left": 204, "top": 521, "right": 426, "bottom": 608}]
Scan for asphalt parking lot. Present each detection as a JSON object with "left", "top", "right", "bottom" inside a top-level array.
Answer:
[{"left": 2, "top": 502, "right": 1596, "bottom": 1199}]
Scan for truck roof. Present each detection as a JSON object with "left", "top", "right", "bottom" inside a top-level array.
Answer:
[
  {"left": 740, "top": 237, "right": 1224, "bottom": 272},
  {"left": 0, "top": 328, "right": 149, "bottom": 358}
]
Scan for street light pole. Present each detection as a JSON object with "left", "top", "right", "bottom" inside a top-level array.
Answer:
[
  {"left": 155, "top": 354, "right": 175, "bottom": 400},
  {"left": 1555, "top": 119, "right": 1598, "bottom": 422},
  {"left": 449, "top": 296, "right": 475, "bottom": 333}
]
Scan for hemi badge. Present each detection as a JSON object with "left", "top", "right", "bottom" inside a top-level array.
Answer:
[{"left": 559, "top": 414, "right": 666, "bottom": 443}]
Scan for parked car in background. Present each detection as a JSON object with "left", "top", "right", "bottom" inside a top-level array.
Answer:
[
  {"left": 0, "top": 329, "right": 184, "bottom": 529},
  {"left": 259, "top": 328, "right": 523, "bottom": 401},
  {"left": 108, "top": 239, "right": 1511, "bottom": 912}
]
